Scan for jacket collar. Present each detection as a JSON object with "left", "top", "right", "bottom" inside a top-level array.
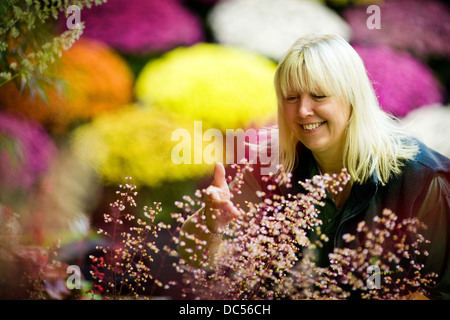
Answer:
[
  {"left": 278, "top": 144, "right": 379, "bottom": 226},
  {"left": 279, "top": 144, "right": 378, "bottom": 193},
  {"left": 278, "top": 144, "right": 317, "bottom": 197}
]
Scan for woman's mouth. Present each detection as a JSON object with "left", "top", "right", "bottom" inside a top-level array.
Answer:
[{"left": 301, "top": 121, "right": 326, "bottom": 132}]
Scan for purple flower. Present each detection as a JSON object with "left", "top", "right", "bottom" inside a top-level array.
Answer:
[
  {"left": 0, "top": 112, "right": 56, "bottom": 191},
  {"left": 77, "top": 0, "right": 205, "bottom": 54},
  {"left": 354, "top": 45, "right": 444, "bottom": 117},
  {"left": 344, "top": 0, "right": 450, "bottom": 58}
]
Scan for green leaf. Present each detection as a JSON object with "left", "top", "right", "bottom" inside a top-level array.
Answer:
[
  {"left": 11, "top": 26, "right": 19, "bottom": 38},
  {"left": 0, "top": 134, "right": 24, "bottom": 170},
  {"left": 12, "top": 5, "right": 23, "bottom": 19}
]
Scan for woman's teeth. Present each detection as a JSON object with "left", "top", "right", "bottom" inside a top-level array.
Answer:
[{"left": 302, "top": 121, "right": 325, "bottom": 130}]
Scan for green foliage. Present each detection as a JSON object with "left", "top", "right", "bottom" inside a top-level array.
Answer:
[
  {"left": 0, "top": 0, "right": 107, "bottom": 96},
  {"left": 0, "top": 133, "right": 24, "bottom": 170}
]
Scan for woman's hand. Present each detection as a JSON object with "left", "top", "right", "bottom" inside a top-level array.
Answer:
[{"left": 203, "top": 162, "right": 240, "bottom": 235}]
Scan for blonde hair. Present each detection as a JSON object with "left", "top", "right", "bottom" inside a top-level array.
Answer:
[{"left": 274, "top": 34, "right": 418, "bottom": 185}]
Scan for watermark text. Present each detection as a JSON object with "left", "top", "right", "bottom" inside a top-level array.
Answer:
[
  {"left": 366, "top": 5, "right": 381, "bottom": 30},
  {"left": 66, "top": 5, "right": 81, "bottom": 30},
  {"left": 171, "top": 121, "right": 278, "bottom": 175}
]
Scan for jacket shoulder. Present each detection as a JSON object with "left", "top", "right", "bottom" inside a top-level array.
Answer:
[{"left": 405, "top": 139, "right": 450, "bottom": 177}]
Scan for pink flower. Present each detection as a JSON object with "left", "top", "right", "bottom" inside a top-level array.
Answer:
[
  {"left": 354, "top": 45, "right": 444, "bottom": 117},
  {"left": 75, "top": 0, "right": 204, "bottom": 54},
  {"left": 344, "top": 0, "right": 450, "bottom": 59},
  {"left": 0, "top": 112, "right": 56, "bottom": 191}
]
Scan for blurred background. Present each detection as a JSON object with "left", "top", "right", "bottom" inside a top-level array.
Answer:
[{"left": 0, "top": 0, "right": 449, "bottom": 299}]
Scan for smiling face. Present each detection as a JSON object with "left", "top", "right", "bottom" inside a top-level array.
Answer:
[
  {"left": 275, "top": 36, "right": 354, "bottom": 161},
  {"left": 281, "top": 91, "right": 351, "bottom": 155},
  {"left": 274, "top": 34, "right": 392, "bottom": 178}
]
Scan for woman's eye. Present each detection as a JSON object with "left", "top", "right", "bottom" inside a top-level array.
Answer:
[
  {"left": 312, "top": 94, "right": 327, "bottom": 100},
  {"left": 286, "top": 96, "right": 299, "bottom": 102}
]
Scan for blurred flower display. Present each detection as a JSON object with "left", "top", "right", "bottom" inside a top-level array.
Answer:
[
  {"left": 354, "top": 45, "right": 444, "bottom": 117},
  {"left": 0, "top": 205, "right": 73, "bottom": 300},
  {"left": 0, "top": 38, "right": 134, "bottom": 134},
  {"left": 71, "top": 106, "right": 213, "bottom": 188},
  {"left": 135, "top": 43, "right": 278, "bottom": 131},
  {"left": 0, "top": 0, "right": 449, "bottom": 301},
  {"left": 20, "top": 144, "right": 99, "bottom": 246},
  {"left": 0, "top": 0, "right": 102, "bottom": 92},
  {"left": 77, "top": 0, "right": 204, "bottom": 55},
  {"left": 344, "top": 0, "right": 450, "bottom": 59},
  {"left": 401, "top": 104, "right": 450, "bottom": 158},
  {"left": 0, "top": 112, "right": 56, "bottom": 192},
  {"left": 207, "top": 0, "right": 351, "bottom": 61}
]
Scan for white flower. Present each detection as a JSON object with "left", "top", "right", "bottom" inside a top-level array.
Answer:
[
  {"left": 400, "top": 104, "right": 450, "bottom": 158},
  {"left": 208, "top": 0, "right": 351, "bottom": 61}
]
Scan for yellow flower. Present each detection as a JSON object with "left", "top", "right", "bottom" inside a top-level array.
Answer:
[
  {"left": 135, "top": 43, "right": 277, "bottom": 132},
  {"left": 71, "top": 105, "right": 214, "bottom": 187}
]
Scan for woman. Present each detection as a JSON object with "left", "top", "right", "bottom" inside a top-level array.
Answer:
[{"left": 179, "top": 34, "right": 450, "bottom": 299}]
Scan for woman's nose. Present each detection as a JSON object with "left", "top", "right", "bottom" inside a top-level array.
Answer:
[{"left": 297, "top": 97, "right": 314, "bottom": 118}]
